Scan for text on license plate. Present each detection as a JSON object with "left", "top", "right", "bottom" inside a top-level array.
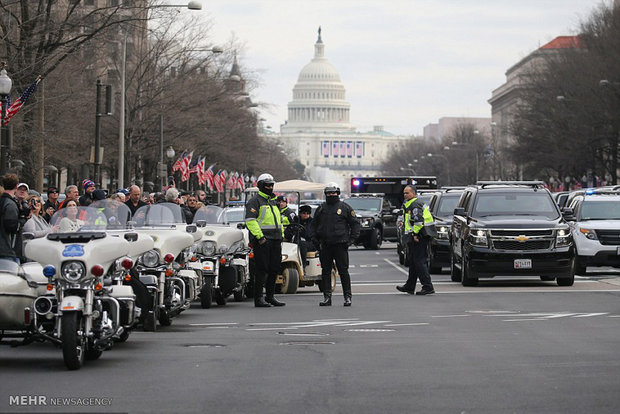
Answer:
[{"left": 514, "top": 259, "right": 532, "bottom": 269}]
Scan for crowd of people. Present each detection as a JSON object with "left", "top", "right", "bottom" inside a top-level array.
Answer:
[{"left": 0, "top": 173, "right": 211, "bottom": 263}]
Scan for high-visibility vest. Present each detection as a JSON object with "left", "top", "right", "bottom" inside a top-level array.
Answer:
[
  {"left": 404, "top": 197, "right": 434, "bottom": 235},
  {"left": 245, "top": 191, "right": 284, "bottom": 240}
]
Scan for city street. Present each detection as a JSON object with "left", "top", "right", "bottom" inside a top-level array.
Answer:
[{"left": 2, "top": 244, "right": 620, "bottom": 414}]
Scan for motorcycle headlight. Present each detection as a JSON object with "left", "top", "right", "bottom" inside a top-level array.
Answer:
[
  {"left": 469, "top": 229, "right": 488, "bottom": 247},
  {"left": 201, "top": 241, "right": 217, "bottom": 256},
  {"left": 228, "top": 240, "right": 244, "bottom": 254},
  {"left": 579, "top": 227, "right": 597, "bottom": 241},
  {"left": 437, "top": 226, "right": 449, "bottom": 239},
  {"left": 61, "top": 261, "right": 87, "bottom": 283},
  {"left": 556, "top": 227, "right": 572, "bottom": 247},
  {"left": 141, "top": 250, "right": 160, "bottom": 267},
  {"left": 218, "top": 244, "right": 228, "bottom": 254}
]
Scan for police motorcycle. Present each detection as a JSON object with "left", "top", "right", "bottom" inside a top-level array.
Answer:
[
  {"left": 24, "top": 206, "right": 140, "bottom": 370},
  {"left": 132, "top": 203, "right": 196, "bottom": 330},
  {"left": 90, "top": 200, "right": 155, "bottom": 341},
  {"left": 193, "top": 205, "right": 251, "bottom": 308},
  {"left": 0, "top": 258, "right": 57, "bottom": 347}
]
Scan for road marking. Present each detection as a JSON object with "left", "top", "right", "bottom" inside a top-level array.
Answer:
[
  {"left": 190, "top": 322, "right": 238, "bottom": 326},
  {"left": 384, "top": 323, "right": 429, "bottom": 326},
  {"left": 572, "top": 313, "right": 609, "bottom": 318},
  {"left": 337, "top": 321, "right": 391, "bottom": 326},
  {"left": 503, "top": 318, "right": 549, "bottom": 322},
  {"left": 383, "top": 258, "right": 408, "bottom": 275},
  {"left": 431, "top": 314, "right": 470, "bottom": 318}
]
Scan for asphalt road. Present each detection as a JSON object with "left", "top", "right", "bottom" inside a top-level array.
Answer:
[{"left": 2, "top": 243, "right": 620, "bottom": 414}]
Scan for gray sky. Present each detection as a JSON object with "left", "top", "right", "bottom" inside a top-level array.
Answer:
[{"left": 198, "top": 0, "right": 608, "bottom": 136}]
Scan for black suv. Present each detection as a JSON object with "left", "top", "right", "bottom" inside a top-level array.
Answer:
[
  {"left": 344, "top": 195, "right": 399, "bottom": 249},
  {"left": 450, "top": 181, "right": 575, "bottom": 286},
  {"left": 396, "top": 190, "right": 439, "bottom": 265},
  {"left": 427, "top": 188, "right": 464, "bottom": 273}
]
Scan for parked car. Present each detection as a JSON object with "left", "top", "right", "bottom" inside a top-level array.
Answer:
[
  {"left": 427, "top": 187, "right": 464, "bottom": 273},
  {"left": 564, "top": 193, "right": 620, "bottom": 275}
]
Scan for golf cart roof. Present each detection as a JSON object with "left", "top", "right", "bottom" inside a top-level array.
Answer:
[{"left": 246, "top": 179, "right": 327, "bottom": 192}]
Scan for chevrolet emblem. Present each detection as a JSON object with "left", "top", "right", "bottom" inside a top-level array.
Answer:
[{"left": 515, "top": 235, "right": 529, "bottom": 242}]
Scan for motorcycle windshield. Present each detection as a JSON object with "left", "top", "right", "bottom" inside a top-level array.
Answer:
[
  {"left": 133, "top": 202, "right": 184, "bottom": 227},
  {"left": 50, "top": 206, "right": 108, "bottom": 233},
  {"left": 0, "top": 257, "right": 21, "bottom": 275},
  {"left": 90, "top": 200, "right": 133, "bottom": 229},
  {"left": 193, "top": 205, "right": 224, "bottom": 225}
]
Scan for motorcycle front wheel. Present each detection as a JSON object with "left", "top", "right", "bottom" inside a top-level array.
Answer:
[{"left": 61, "top": 312, "right": 86, "bottom": 370}]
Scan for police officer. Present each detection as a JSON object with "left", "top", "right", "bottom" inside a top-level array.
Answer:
[
  {"left": 397, "top": 185, "right": 436, "bottom": 295},
  {"left": 311, "top": 182, "right": 360, "bottom": 306},
  {"left": 276, "top": 195, "right": 296, "bottom": 226},
  {"left": 245, "top": 173, "right": 286, "bottom": 308}
]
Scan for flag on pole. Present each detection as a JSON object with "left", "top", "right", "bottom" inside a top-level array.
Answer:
[
  {"left": 214, "top": 170, "right": 224, "bottom": 193},
  {"left": 172, "top": 151, "right": 187, "bottom": 172},
  {"left": 205, "top": 164, "right": 216, "bottom": 191},
  {"left": 181, "top": 151, "right": 193, "bottom": 182},
  {"left": 2, "top": 76, "right": 42, "bottom": 126}
]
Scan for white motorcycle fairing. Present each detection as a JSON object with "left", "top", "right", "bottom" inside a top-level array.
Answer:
[{"left": 60, "top": 295, "right": 85, "bottom": 312}]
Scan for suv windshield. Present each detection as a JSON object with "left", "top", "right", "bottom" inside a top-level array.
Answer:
[
  {"left": 436, "top": 194, "right": 461, "bottom": 218},
  {"left": 471, "top": 191, "right": 559, "bottom": 219},
  {"left": 345, "top": 198, "right": 382, "bottom": 212},
  {"left": 579, "top": 200, "right": 620, "bottom": 220}
]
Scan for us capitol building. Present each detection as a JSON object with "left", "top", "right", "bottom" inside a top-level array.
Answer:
[{"left": 263, "top": 28, "right": 412, "bottom": 190}]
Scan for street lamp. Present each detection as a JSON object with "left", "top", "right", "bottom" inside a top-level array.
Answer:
[
  {"left": 0, "top": 65, "right": 13, "bottom": 176},
  {"left": 427, "top": 153, "right": 450, "bottom": 185},
  {"left": 166, "top": 146, "right": 175, "bottom": 185},
  {"left": 161, "top": 1, "right": 203, "bottom": 10}
]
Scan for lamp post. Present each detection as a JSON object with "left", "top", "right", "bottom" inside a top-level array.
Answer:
[
  {"left": 427, "top": 153, "right": 450, "bottom": 185},
  {"left": 0, "top": 65, "right": 13, "bottom": 176},
  {"left": 166, "top": 146, "right": 175, "bottom": 186}
]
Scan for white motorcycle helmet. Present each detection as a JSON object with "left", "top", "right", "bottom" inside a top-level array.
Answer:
[
  {"left": 324, "top": 182, "right": 341, "bottom": 195},
  {"left": 257, "top": 173, "right": 276, "bottom": 194}
]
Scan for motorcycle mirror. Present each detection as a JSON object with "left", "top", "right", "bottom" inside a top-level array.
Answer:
[
  {"left": 124, "top": 232, "right": 138, "bottom": 242},
  {"left": 22, "top": 232, "right": 35, "bottom": 241},
  {"left": 186, "top": 224, "right": 197, "bottom": 233},
  {"left": 237, "top": 223, "right": 246, "bottom": 230},
  {"left": 196, "top": 220, "right": 206, "bottom": 228}
]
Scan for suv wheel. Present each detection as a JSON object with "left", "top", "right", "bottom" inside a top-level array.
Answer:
[
  {"left": 575, "top": 257, "right": 587, "bottom": 276},
  {"left": 368, "top": 228, "right": 381, "bottom": 250},
  {"left": 450, "top": 252, "right": 461, "bottom": 282},
  {"left": 461, "top": 255, "right": 478, "bottom": 287}
]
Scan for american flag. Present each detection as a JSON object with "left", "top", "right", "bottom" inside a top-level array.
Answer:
[
  {"left": 194, "top": 157, "right": 206, "bottom": 185},
  {"left": 204, "top": 164, "right": 216, "bottom": 191},
  {"left": 339, "top": 141, "right": 346, "bottom": 158},
  {"left": 332, "top": 141, "right": 339, "bottom": 157},
  {"left": 346, "top": 141, "right": 353, "bottom": 157},
  {"left": 214, "top": 170, "right": 224, "bottom": 193},
  {"left": 172, "top": 151, "right": 187, "bottom": 172},
  {"left": 227, "top": 171, "right": 237, "bottom": 189},
  {"left": 237, "top": 174, "right": 246, "bottom": 190},
  {"left": 355, "top": 141, "right": 364, "bottom": 158},
  {"left": 181, "top": 151, "right": 193, "bottom": 182},
  {"left": 2, "top": 76, "right": 41, "bottom": 126},
  {"left": 322, "top": 141, "right": 330, "bottom": 157}
]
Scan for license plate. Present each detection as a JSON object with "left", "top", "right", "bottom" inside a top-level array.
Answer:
[
  {"left": 202, "top": 262, "right": 214, "bottom": 272},
  {"left": 514, "top": 259, "right": 532, "bottom": 269}
]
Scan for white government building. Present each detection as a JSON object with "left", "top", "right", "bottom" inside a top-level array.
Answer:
[{"left": 264, "top": 28, "right": 413, "bottom": 191}]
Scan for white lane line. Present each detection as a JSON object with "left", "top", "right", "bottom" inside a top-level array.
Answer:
[
  {"left": 572, "top": 313, "right": 609, "bottom": 318},
  {"left": 336, "top": 321, "right": 391, "bottom": 326},
  {"left": 431, "top": 314, "right": 470, "bottom": 318},
  {"left": 383, "top": 258, "right": 408, "bottom": 275},
  {"left": 247, "top": 327, "right": 298, "bottom": 331},
  {"left": 384, "top": 323, "right": 430, "bottom": 326},
  {"left": 607, "top": 315, "right": 620, "bottom": 318},
  {"left": 190, "top": 323, "right": 238, "bottom": 326},
  {"left": 503, "top": 318, "right": 549, "bottom": 322}
]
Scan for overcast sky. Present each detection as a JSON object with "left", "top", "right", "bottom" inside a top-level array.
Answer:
[{"left": 197, "top": 0, "right": 608, "bottom": 136}]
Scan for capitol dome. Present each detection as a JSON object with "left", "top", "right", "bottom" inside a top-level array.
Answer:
[{"left": 281, "top": 28, "right": 354, "bottom": 133}]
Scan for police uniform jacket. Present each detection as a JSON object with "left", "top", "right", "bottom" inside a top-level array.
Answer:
[
  {"left": 245, "top": 191, "right": 284, "bottom": 242},
  {"left": 311, "top": 201, "right": 361, "bottom": 245}
]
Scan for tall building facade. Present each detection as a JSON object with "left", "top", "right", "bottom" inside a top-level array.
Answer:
[{"left": 267, "top": 29, "right": 413, "bottom": 191}]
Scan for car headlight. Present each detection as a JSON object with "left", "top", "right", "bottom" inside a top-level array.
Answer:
[
  {"left": 555, "top": 227, "right": 572, "bottom": 247},
  {"left": 437, "top": 226, "right": 449, "bottom": 240},
  {"left": 579, "top": 228, "right": 597, "bottom": 240},
  {"left": 201, "top": 241, "right": 217, "bottom": 256},
  {"left": 141, "top": 250, "right": 160, "bottom": 267},
  {"left": 361, "top": 218, "right": 373, "bottom": 228},
  {"left": 469, "top": 229, "right": 488, "bottom": 247},
  {"left": 61, "top": 261, "right": 87, "bottom": 283}
]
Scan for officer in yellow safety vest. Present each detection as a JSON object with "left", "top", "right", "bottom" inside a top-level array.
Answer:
[
  {"left": 245, "top": 173, "right": 286, "bottom": 307},
  {"left": 396, "top": 185, "right": 436, "bottom": 295}
]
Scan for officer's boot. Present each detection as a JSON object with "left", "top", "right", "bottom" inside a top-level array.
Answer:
[
  {"left": 255, "top": 297, "right": 272, "bottom": 308},
  {"left": 343, "top": 292, "right": 352, "bottom": 307},
  {"left": 319, "top": 293, "right": 332, "bottom": 306},
  {"left": 265, "top": 295, "right": 285, "bottom": 307}
]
